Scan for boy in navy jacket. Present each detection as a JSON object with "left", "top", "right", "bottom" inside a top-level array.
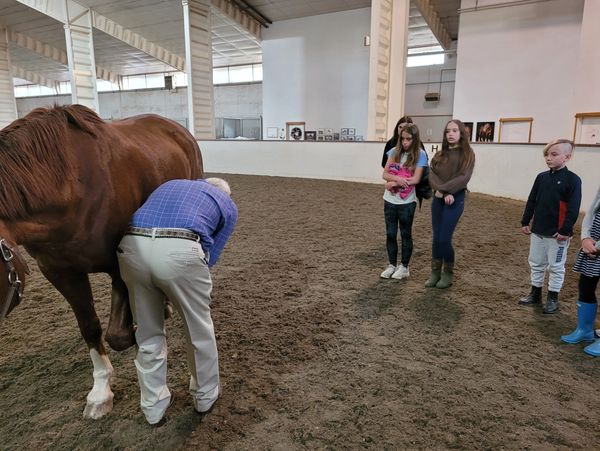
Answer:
[{"left": 518, "top": 139, "right": 582, "bottom": 314}]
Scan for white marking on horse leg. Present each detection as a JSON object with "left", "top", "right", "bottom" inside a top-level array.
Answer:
[{"left": 82, "top": 349, "right": 115, "bottom": 420}]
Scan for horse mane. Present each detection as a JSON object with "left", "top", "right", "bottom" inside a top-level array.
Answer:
[{"left": 0, "top": 104, "right": 106, "bottom": 219}]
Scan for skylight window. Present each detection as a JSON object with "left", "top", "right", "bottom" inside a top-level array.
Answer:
[{"left": 406, "top": 53, "right": 445, "bottom": 67}]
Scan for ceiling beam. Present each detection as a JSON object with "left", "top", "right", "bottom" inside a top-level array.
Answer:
[
  {"left": 212, "top": 0, "right": 264, "bottom": 36},
  {"left": 92, "top": 12, "right": 185, "bottom": 72},
  {"left": 15, "top": 0, "right": 66, "bottom": 22},
  {"left": 413, "top": 0, "right": 452, "bottom": 49},
  {"left": 16, "top": 0, "right": 184, "bottom": 73},
  {"left": 8, "top": 29, "right": 121, "bottom": 85},
  {"left": 10, "top": 64, "right": 57, "bottom": 89}
]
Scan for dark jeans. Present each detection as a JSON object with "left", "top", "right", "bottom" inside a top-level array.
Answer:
[
  {"left": 579, "top": 275, "right": 600, "bottom": 303},
  {"left": 431, "top": 190, "right": 466, "bottom": 263},
  {"left": 384, "top": 200, "right": 417, "bottom": 267}
]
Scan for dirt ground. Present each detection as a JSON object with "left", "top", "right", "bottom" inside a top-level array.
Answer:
[{"left": 0, "top": 173, "right": 598, "bottom": 450}]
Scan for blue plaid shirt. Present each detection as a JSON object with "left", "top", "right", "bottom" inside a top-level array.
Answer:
[{"left": 130, "top": 179, "right": 238, "bottom": 267}]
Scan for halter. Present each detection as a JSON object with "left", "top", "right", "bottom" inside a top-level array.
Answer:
[{"left": 0, "top": 238, "right": 24, "bottom": 320}]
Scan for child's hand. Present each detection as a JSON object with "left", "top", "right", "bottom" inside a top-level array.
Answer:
[
  {"left": 385, "top": 181, "right": 398, "bottom": 190},
  {"left": 444, "top": 194, "right": 455, "bottom": 205},
  {"left": 434, "top": 190, "right": 444, "bottom": 198},
  {"left": 553, "top": 232, "right": 569, "bottom": 242},
  {"left": 582, "top": 237, "right": 598, "bottom": 257},
  {"left": 395, "top": 177, "right": 409, "bottom": 188},
  {"left": 521, "top": 225, "right": 531, "bottom": 235}
]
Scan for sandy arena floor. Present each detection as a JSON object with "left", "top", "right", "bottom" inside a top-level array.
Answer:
[{"left": 0, "top": 174, "right": 597, "bottom": 450}]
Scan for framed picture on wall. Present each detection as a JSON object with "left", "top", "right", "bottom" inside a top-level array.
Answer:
[
  {"left": 266, "top": 127, "right": 279, "bottom": 139},
  {"left": 498, "top": 117, "right": 533, "bottom": 143},
  {"left": 286, "top": 122, "right": 305, "bottom": 140},
  {"left": 476, "top": 121, "right": 495, "bottom": 142},
  {"left": 317, "top": 129, "right": 325, "bottom": 135},
  {"left": 305, "top": 130, "right": 317, "bottom": 141},
  {"left": 463, "top": 122, "right": 474, "bottom": 141}
]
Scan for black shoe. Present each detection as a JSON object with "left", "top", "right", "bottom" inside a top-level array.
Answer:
[
  {"left": 194, "top": 397, "right": 219, "bottom": 419},
  {"left": 543, "top": 291, "right": 560, "bottom": 314},
  {"left": 151, "top": 393, "right": 176, "bottom": 428},
  {"left": 518, "top": 286, "right": 542, "bottom": 305}
]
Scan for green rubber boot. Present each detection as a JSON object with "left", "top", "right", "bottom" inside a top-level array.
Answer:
[
  {"left": 424, "top": 259, "right": 443, "bottom": 288},
  {"left": 436, "top": 262, "right": 454, "bottom": 289}
]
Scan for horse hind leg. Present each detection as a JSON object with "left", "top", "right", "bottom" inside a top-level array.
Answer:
[
  {"left": 106, "top": 274, "right": 135, "bottom": 351},
  {"left": 106, "top": 273, "right": 171, "bottom": 350},
  {"left": 40, "top": 269, "right": 115, "bottom": 419}
]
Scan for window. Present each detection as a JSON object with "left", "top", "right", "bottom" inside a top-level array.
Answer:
[
  {"left": 212, "top": 63, "right": 263, "bottom": 85},
  {"left": 14, "top": 64, "right": 263, "bottom": 97},
  {"left": 213, "top": 67, "right": 229, "bottom": 84},
  {"left": 407, "top": 45, "right": 445, "bottom": 67},
  {"left": 97, "top": 80, "right": 118, "bottom": 92}
]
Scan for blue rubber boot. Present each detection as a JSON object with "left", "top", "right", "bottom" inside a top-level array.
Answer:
[
  {"left": 584, "top": 339, "right": 600, "bottom": 357},
  {"left": 561, "top": 301, "right": 597, "bottom": 344}
]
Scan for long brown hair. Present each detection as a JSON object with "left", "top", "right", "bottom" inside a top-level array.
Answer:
[
  {"left": 433, "top": 119, "right": 475, "bottom": 173},
  {"left": 389, "top": 124, "right": 421, "bottom": 171},
  {"left": 390, "top": 115, "right": 414, "bottom": 142}
]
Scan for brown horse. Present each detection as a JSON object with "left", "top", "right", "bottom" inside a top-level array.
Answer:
[{"left": 0, "top": 104, "right": 202, "bottom": 418}]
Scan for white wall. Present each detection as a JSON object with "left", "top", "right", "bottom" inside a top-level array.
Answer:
[
  {"left": 200, "top": 140, "right": 599, "bottom": 210},
  {"left": 453, "top": 0, "right": 584, "bottom": 142},
  {"left": 468, "top": 143, "right": 598, "bottom": 209},
  {"left": 405, "top": 56, "right": 457, "bottom": 141},
  {"left": 262, "top": 8, "right": 371, "bottom": 139},
  {"left": 573, "top": 0, "right": 600, "bottom": 115},
  {"left": 214, "top": 83, "right": 261, "bottom": 119}
]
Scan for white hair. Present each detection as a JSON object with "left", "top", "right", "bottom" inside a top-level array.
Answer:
[{"left": 205, "top": 177, "right": 231, "bottom": 195}]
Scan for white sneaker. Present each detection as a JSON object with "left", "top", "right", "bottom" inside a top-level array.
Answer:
[
  {"left": 380, "top": 264, "right": 396, "bottom": 278},
  {"left": 391, "top": 265, "right": 410, "bottom": 280}
]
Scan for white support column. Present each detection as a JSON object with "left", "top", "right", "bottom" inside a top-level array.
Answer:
[
  {"left": 367, "top": 0, "right": 410, "bottom": 141},
  {"left": 63, "top": 0, "right": 98, "bottom": 111},
  {"left": 182, "top": 0, "right": 215, "bottom": 139},
  {"left": 387, "top": 1, "right": 410, "bottom": 137},
  {"left": 0, "top": 27, "right": 17, "bottom": 128}
]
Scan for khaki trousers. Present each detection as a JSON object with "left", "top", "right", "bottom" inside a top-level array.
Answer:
[{"left": 118, "top": 233, "right": 219, "bottom": 424}]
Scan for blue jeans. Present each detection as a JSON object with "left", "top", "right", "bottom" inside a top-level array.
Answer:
[
  {"left": 431, "top": 190, "right": 466, "bottom": 263},
  {"left": 384, "top": 200, "right": 417, "bottom": 267}
]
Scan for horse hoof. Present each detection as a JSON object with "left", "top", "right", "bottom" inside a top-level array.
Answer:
[
  {"left": 83, "top": 398, "right": 113, "bottom": 419},
  {"left": 105, "top": 331, "right": 136, "bottom": 352}
]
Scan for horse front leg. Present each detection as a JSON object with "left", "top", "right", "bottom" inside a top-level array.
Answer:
[
  {"left": 105, "top": 274, "right": 135, "bottom": 351},
  {"left": 40, "top": 269, "right": 114, "bottom": 419}
]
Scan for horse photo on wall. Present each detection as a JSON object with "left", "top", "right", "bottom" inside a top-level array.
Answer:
[
  {"left": 463, "top": 122, "right": 474, "bottom": 141},
  {"left": 476, "top": 121, "right": 495, "bottom": 142}
]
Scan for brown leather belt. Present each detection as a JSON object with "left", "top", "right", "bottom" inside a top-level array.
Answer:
[{"left": 126, "top": 227, "right": 200, "bottom": 242}]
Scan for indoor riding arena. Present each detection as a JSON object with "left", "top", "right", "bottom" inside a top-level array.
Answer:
[
  {"left": 0, "top": 173, "right": 599, "bottom": 449},
  {"left": 1, "top": 0, "right": 600, "bottom": 450}
]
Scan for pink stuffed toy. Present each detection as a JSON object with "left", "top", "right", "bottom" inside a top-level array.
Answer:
[{"left": 387, "top": 165, "right": 414, "bottom": 199}]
